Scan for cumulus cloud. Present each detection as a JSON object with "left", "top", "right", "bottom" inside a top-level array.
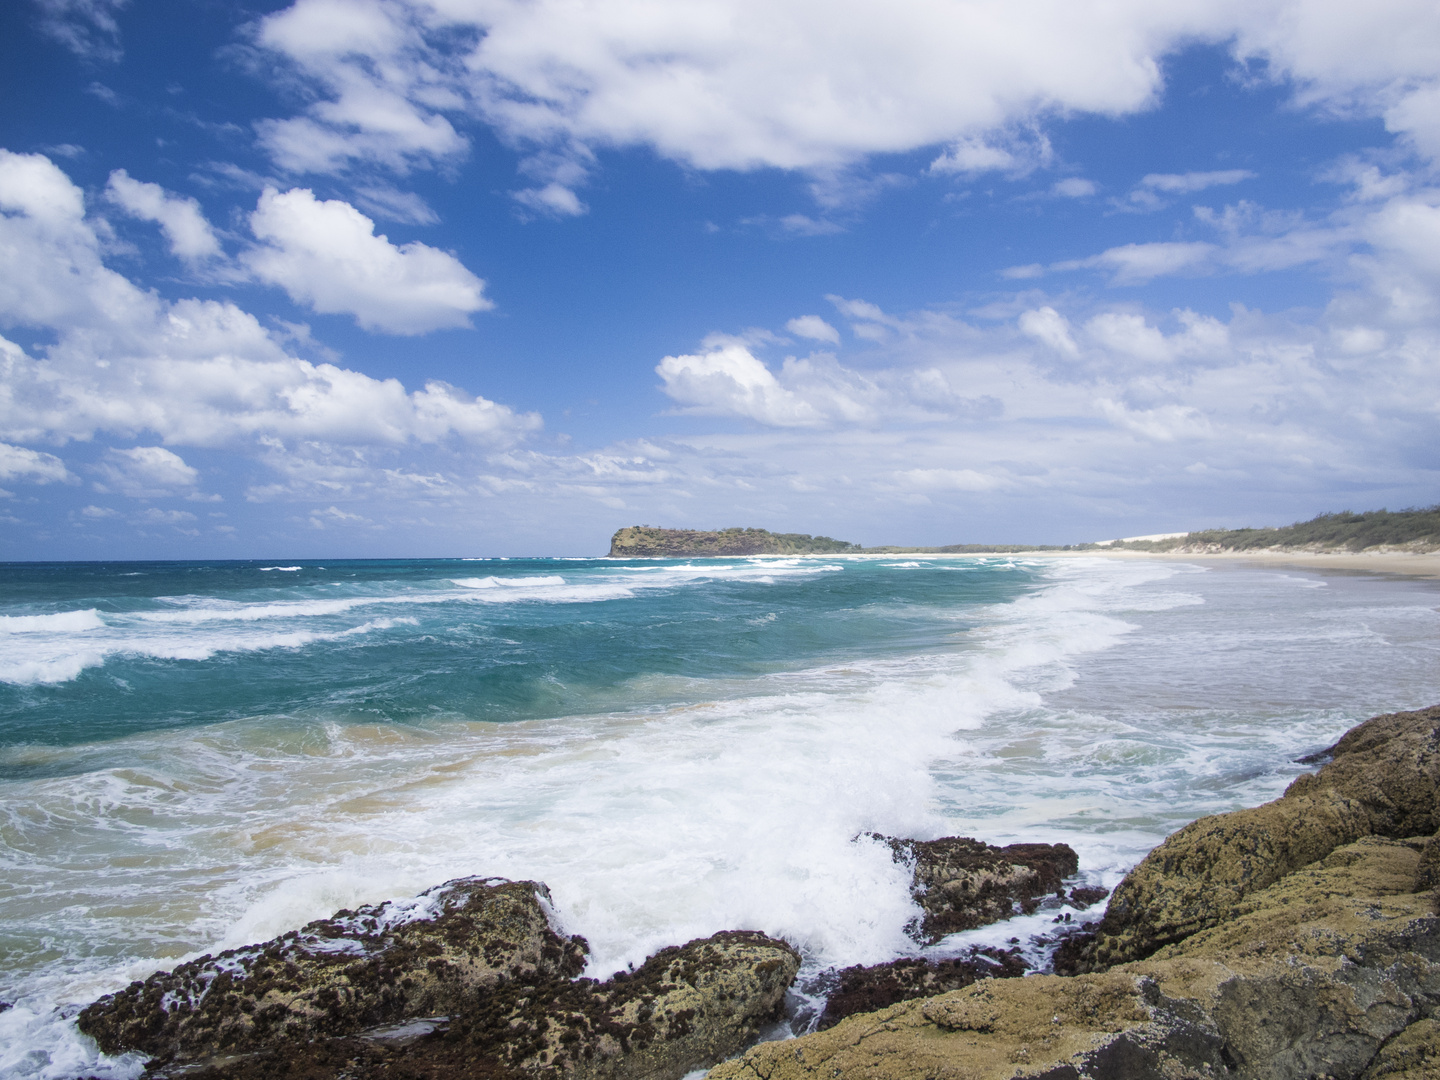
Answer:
[
  {"left": 243, "top": 0, "right": 1440, "bottom": 214},
  {"left": 657, "top": 340, "right": 832, "bottom": 427},
  {"left": 245, "top": 186, "right": 491, "bottom": 334},
  {"left": 0, "top": 441, "right": 71, "bottom": 484},
  {"left": 94, "top": 446, "right": 199, "bottom": 496},
  {"left": 786, "top": 315, "right": 841, "bottom": 344},
  {"left": 0, "top": 151, "right": 538, "bottom": 462},
  {"left": 106, "top": 170, "right": 222, "bottom": 261},
  {"left": 1019, "top": 306, "right": 1079, "bottom": 356}
]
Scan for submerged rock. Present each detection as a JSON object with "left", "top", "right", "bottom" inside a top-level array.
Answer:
[
  {"left": 875, "top": 834, "right": 1079, "bottom": 941},
  {"left": 79, "top": 877, "right": 588, "bottom": 1064}
]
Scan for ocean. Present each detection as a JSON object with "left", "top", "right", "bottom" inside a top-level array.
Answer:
[{"left": 2, "top": 554, "right": 1438, "bottom": 1078}]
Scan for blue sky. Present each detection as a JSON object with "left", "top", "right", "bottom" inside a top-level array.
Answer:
[{"left": 2, "top": 0, "right": 1438, "bottom": 557}]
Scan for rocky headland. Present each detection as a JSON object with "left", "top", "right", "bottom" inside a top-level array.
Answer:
[
  {"left": 75, "top": 704, "right": 1440, "bottom": 1080},
  {"left": 607, "top": 527, "right": 860, "bottom": 557}
]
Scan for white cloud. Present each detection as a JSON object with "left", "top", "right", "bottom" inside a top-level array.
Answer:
[
  {"left": 135, "top": 506, "right": 197, "bottom": 525},
  {"left": 245, "top": 186, "right": 491, "bottom": 334},
  {"left": 1140, "top": 169, "right": 1256, "bottom": 194},
  {"left": 657, "top": 340, "right": 829, "bottom": 427},
  {"left": 1019, "top": 307, "right": 1079, "bottom": 356},
  {"left": 896, "top": 467, "right": 1004, "bottom": 491},
  {"left": 245, "top": 0, "right": 1440, "bottom": 212},
  {"left": 94, "top": 446, "right": 199, "bottom": 496},
  {"left": 1052, "top": 178, "right": 1098, "bottom": 198},
  {"left": 33, "top": 0, "right": 127, "bottom": 61},
  {"left": 511, "top": 183, "right": 587, "bottom": 218},
  {"left": 1054, "top": 241, "right": 1218, "bottom": 283},
  {"left": 0, "top": 441, "right": 71, "bottom": 484},
  {"left": 105, "top": 170, "right": 222, "bottom": 261},
  {"left": 786, "top": 315, "right": 841, "bottom": 344},
  {"left": 352, "top": 184, "right": 439, "bottom": 225},
  {"left": 0, "top": 152, "right": 539, "bottom": 459}
]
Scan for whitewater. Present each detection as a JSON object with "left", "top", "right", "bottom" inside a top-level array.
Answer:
[{"left": 1, "top": 554, "right": 1438, "bottom": 1078}]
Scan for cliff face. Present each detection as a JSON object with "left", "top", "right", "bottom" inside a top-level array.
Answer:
[{"left": 608, "top": 526, "right": 859, "bottom": 557}]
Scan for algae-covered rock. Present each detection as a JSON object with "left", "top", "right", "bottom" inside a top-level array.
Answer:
[
  {"left": 151, "top": 929, "right": 800, "bottom": 1080},
  {"left": 708, "top": 836, "right": 1440, "bottom": 1080},
  {"left": 79, "top": 877, "right": 587, "bottom": 1063},
  {"left": 1361, "top": 1017, "right": 1440, "bottom": 1078},
  {"left": 1083, "top": 704, "right": 1440, "bottom": 969},
  {"left": 877, "top": 835, "right": 1079, "bottom": 941},
  {"left": 450, "top": 929, "right": 800, "bottom": 1080}
]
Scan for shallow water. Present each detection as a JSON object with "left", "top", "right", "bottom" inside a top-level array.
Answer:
[{"left": 1, "top": 555, "right": 1438, "bottom": 1077}]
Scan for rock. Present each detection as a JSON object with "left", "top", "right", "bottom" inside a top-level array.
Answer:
[
  {"left": 816, "top": 949, "right": 1027, "bottom": 1030},
  {"left": 1080, "top": 703, "right": 1440, "bottom": 969},
  {"left": 1361, "top": 1017, "right": 1440, "bottom": 1078},
  {"left": 78, "top": 877, "right": 588, "bottom": 1064},
  {"left": 707, "top": 834, "right": 1440, "bottom": 1080},
  {"left": 875, "top": 835, "right": 1079, "bottom": 941},
  {"left": 143, "top": 929, "right": 800, "bottom": 1080}
]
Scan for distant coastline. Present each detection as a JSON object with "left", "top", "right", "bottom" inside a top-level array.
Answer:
[{"left": 609, "top": 508, "right": 1440, "bottom": 579}]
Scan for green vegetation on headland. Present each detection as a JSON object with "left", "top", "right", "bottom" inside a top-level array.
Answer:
[
  {"left": 608, "top": 526, "right": 861, "bottom": 557},
  {"left": 1104, "top": 506, "right": 1440, "bottom": 553},
  {"left": 609, "top": 506, "right": 1440, "bottom": 557}
]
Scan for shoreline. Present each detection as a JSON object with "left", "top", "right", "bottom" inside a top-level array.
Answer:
[
  {"left": 649, "top": 548, "right": 1440, "bottom": 581},
  {"left": 1016, "top": 547, "right": 1440, "bottom": 580}
]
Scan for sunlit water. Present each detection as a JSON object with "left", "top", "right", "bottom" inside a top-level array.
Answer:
[{"left": 2, "top": 555, "right": 1438, "bottom": 1077}]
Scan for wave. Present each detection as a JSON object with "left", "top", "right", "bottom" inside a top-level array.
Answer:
[
  {"left": 0, "top": 617, "right": 416, "bottom": 687},
  {"left": 451, "top": 575, "right": 568, "bottom": 589},
  {"left": 0, "top": 610, "right": 107, "bottom": 634}
]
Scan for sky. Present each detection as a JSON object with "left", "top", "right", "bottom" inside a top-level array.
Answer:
[{"left": 1, "top": 0, "right": 1439, "bottom": 558}]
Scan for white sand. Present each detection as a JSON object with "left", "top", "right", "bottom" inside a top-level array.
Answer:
[{"left": 1021, "top": 547, "right": 1440, "bottom": 581}]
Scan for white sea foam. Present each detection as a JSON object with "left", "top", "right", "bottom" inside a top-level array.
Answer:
[
  {"left": 0, "top": 610, "right": 107, "bottom": 634},
  {"left": 452, "top": 575, "right": 567, "bottom": 589},
  {"left": 259, "top": 566, "right": 303, "bottom": 572}
]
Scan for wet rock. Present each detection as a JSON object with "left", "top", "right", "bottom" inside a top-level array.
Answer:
[
  {"left": 79, "top": 877, "right": 588, "bottom": 1064},
  {"left": 1079, "top": 703, "right": 1440, "bottom": 970},
  {"left": 708, "top": 834, "right": 1440, "bottom": 1080},
  {"left": 874, "top": 835, "right": 1079, "bottom": 941},
  {"left": 816, "top": 949, "right": 1027, "bottom": 1030},
  {"left": 146, "top": 930, "right": 800, "bottom": 1080}
]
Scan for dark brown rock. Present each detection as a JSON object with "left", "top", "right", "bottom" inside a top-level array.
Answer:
[
  {"left": 875, "top": 835, "right": 1078, "bottom": 941},
  {"left": 816, "top": 949, "right": 1027, "bottom": 1030},
  {"left": 79, "top": 878, "right": 587, "bottom": 1064}
]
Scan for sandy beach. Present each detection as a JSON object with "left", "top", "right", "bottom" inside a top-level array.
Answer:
[{"left": 1026, "top": 548, "right": 1440, "bottom": 581}]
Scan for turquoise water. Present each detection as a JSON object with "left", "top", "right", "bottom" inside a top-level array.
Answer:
[
  {"left": 2, "top": 554, "right": 1439, "bottom": 1078},
  {"left": 0, "top": 557, "right": 1036, "bottom": 760}
]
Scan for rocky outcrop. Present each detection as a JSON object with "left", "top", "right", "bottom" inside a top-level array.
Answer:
[
  {"left": 79, "top": 878, "right": 588, "bottom": 1063},
  {"left": 79, "top": 877, "right": 799, "bottom": 1080},
  {"left": 709, "top": 834, "right": 1440, "bottom": 1080},
  {"left": 816, "top": 949, "right": 1027, "bottom": 1030},
  {"left": 877, "top": 834, "right": 1079, "bottom": 941},
  {"left": 607, "top": 526, "right": 859, "bottom": 558},
  {"left": 1074, "top": 703, "right": 1440, "bottom": 969},
  {"left": 710, "top": 704, "right": 1440, "bottom": 1080}
]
